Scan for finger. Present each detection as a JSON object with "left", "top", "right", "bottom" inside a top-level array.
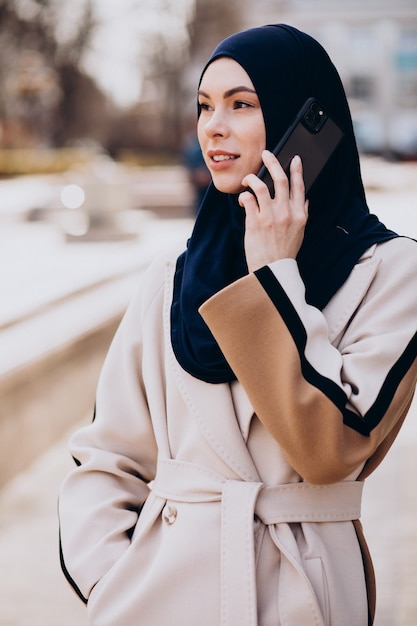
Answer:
[
  {"left": 242, "top": 172, "right": 269, "bottom": 193},
  {"left": 262, "top": 150, "right": 289, "bottom": 194},
  {"left": 238, "top": 190, "right": 262, "bottom": 229},
  {"left": 238, "top": 190, "right": 258, "bottom": 209},
  {"left": 241, "top": 173, "right": 271, "bottom": 205},
  {"left": 289, "top": 155, "right": 306, "bottom": 202}
]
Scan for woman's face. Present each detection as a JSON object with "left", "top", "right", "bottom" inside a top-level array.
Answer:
[{"left": 197, "top": 57, "right": 266, "bottom": 194}]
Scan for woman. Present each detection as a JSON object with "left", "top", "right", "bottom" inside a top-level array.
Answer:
[{"left": 59, "top": 25, "right": 417, "bottom": 625}]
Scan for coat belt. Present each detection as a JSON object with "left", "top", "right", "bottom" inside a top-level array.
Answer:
[{"left": 151, "top": 457, "right": 363, "bottom": 626}]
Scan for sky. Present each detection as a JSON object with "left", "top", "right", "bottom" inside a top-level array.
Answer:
[{"left": 83, "top": 0, "right": 193, "bottom": 107}]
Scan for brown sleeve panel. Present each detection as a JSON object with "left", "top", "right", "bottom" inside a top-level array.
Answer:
[{"left": 199, "top": 273, "right": 417, "bottom": 484}]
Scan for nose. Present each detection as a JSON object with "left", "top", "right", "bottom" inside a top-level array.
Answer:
[{"left": 203, "top": 107, "right": 229, "bottom": 138}]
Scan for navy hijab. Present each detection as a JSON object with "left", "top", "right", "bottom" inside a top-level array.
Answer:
[{"left": 171, "top": 24, "right": 397, "bottom": 383}]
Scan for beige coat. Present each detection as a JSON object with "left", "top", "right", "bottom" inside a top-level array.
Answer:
[{"left": 59, "top": 237, "right": 417, "bottom": 626}]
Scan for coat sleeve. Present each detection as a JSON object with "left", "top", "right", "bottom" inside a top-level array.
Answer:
[
  {"left": 199, "top": 238, "right": 417, "bottom": 485},
  {"left": 58, "top": 273, "right": 160, "bottom": 603}
]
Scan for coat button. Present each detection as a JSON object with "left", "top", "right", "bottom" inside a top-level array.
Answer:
[{"left": 162, "top": 504, "right": 177, "bottom": 525}]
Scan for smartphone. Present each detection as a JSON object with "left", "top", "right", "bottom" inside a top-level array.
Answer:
[{"left": 253, "top": 97, "right": 344, "bottom": 198}]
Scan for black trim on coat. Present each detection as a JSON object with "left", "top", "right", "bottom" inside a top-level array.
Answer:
[
  {"left": 361, "top": 331, "right": 417, "bottom": 432},
  {"left": 254, "top": 265, "right": 348, "bottom": 411},
  {"left": 254, "top": 265, "right": 417, "bottom": 437},
  {"left": 58, "top": 509, "right": 88, "bottom": 605}
]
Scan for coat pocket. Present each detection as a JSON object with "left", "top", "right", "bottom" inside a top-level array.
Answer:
[
  {"left": 87, "top": 496, "right": 222, "bottom": 626},
  {"left": 87, "top": 492, "right": 165, "bottom": 615}
]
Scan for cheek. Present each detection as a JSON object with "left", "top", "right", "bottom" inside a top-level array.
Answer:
[
  {"left": 254, "top": 123, "right": 267, "bottom": 153},
  {"left": 248, "top": 128, "right": 266, "bottom": 171},
  {"left": 196, "top": 122, "right": 210, "bottom": 165},
  {"left": 247, "top": 115, "right": 266, "bottom": 146},
  {"left": 197, "top": 118, "right": 205, "bottom": 146}
]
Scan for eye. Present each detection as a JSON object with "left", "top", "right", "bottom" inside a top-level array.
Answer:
[
  {"left": 199, "top": 101, "right": 212, "bottom": 112},
  {"left": 234, "top": 100, "right": 253, "bottom": 109}
]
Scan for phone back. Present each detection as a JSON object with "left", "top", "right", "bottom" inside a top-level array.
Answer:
[
  {"left": 258, "top": 99, "right": 344, "bottom": 197},
  {"left": 276, "top": 116, "right": 343, "bottom": 195}
]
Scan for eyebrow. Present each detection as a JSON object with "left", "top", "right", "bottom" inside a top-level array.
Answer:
[{"left": 198, "top": 86, "right": 257, "bottom": 99}]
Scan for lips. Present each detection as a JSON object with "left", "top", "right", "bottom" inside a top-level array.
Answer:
[
  {"left": 208, "top": 150, "right": 239, "bottom": 162},
  {"left": 212, "top": 154, "right": 237, "bottom": 162}
]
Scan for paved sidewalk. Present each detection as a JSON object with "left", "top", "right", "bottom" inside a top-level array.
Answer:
[{"left": 0, "top": 420, "right": 90, "bottom": 626}]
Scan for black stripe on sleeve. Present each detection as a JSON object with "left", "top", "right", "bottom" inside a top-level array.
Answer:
[
  {"left": 342, "top": 408, "right": 371, "bottom": 436},
  {"left": 255, "top": 266, "right": 417, "bottom": 436},
  {"left": 361, "top": 331, "right": 417, "bottom": 432},
  {"left": 254, "top": 266, "right": 347, "bottom": 411}
]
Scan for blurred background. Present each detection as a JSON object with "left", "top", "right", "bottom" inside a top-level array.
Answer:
[
  {"left": 0, "top": 1, "right": 416, "bottom": 625},
  {"left": 1, "top": 0, "right": 417, "bottom": 162}
]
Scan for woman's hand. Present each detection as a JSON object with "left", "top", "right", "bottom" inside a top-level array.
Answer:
[{"left": 238, "top": 150, "right": 309, "bottom": 272}]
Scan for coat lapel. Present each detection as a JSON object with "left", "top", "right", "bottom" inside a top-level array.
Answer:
[
  {"left": 171, "top": 361, "right": 260, "bottom": 482},
  {"left": 323, "top": 245, "right": 380, "bottom": 344},
  {"left": 230, "top": 381, "right": 255, "bottom": 442},
  {"left": 164, "top": 261, "right": 259, "bottom": 482}
]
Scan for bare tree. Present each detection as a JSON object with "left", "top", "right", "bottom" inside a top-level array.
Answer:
[
  {"left": 0, "top": 0, "right": 107, "bottom": 147},
  {"left": 188, "top": 0, "right": 244, "bottom": 66},
  {"left": 125, "top": 0, "right": 243, "bottom": 153},
  {"left": 130, "top": 0, "right": 194, "bottom": 151}
]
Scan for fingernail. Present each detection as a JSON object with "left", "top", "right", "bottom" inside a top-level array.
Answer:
[{"left": 292, "top": 155, "right": 301, "bottom": 165}]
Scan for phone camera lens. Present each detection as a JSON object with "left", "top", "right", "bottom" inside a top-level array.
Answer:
[{"left": 304, "top": 102, "right": 327, "bottom": 132}]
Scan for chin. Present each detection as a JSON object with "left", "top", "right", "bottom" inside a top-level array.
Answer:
[{"left": 212, "top": 177, "right": 243, "bottom": 195}]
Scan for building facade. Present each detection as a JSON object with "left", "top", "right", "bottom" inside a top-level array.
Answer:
[{"left": 240, "top": 0, "right": 417, "bottom": 156}]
